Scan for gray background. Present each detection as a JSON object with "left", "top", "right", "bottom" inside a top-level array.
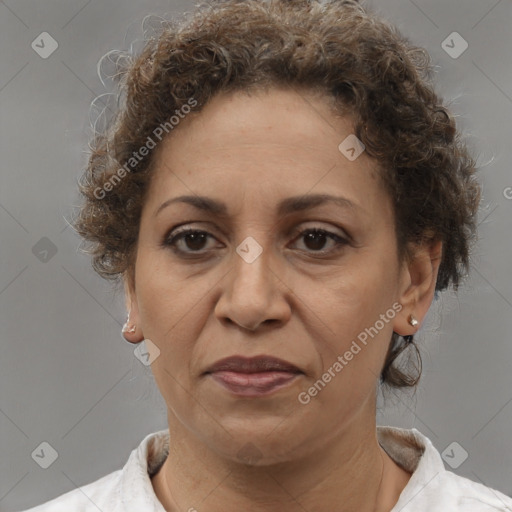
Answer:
[{"left": 1, "top": 0, "right": 511, "bottom": 510}]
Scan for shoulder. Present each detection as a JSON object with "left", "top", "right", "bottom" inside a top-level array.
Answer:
[
  {"left": 437, "top": 471, "right": 512, "bottom": 512},
  {"left": 378, "top": 426, "right": 512, "bottom": 511},
  {"left": 15, "top": 429, "right": 170, "bottom": 512},
  {"left": 412, "top": 471, "right": 512, "bottom": 512}
]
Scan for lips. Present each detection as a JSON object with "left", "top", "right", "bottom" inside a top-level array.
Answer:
[
  {"left": 204, "top": 355, "right": 302, "bottom": 374},
  {"left": 204, "top": 355, "right": 303, "bottom": 397}
]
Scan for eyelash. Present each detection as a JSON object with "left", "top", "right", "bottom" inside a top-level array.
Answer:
[{"left": 163, "top": 226, "right": 349, "bottom": 257}]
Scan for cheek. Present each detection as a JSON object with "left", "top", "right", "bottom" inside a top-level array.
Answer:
[
  {"left": 136, "top": 250, "right": 197, "bottom": 330},
  {"left": 313, "top": 258, "right": 393, "bottom": 330},
  {"left": 134, "top": 256, "right": 195, "bottom": 365},
  {"left": 305, "top": 254, "right": 397, "bottom": 375},
  {"left": 134, "top": 250, "right": 228, "bottom": 380},
  {"left": 303, "top": 286, "right": 394, "bottom": 416}
]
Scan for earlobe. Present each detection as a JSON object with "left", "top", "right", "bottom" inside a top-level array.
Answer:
[
  {"left": 122, "top": 274, "right": 144, "bottom": 344},
  {"left": 393, "top": 238, "right": 443, "bottom": 337}
]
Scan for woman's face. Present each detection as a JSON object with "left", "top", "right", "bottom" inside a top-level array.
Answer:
[{"left": 125, "top": 87, "right": 438, "bottom": 463}]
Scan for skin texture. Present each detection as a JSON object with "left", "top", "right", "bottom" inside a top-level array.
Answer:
[{"left": 123, "top": 86, "right": 442, "bottom": 511}]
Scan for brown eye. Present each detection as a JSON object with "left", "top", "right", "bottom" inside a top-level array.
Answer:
[
  {"left": 163, "top": 226, "right": 348, "bottom": 257},
  {"left": 165, "top": 229, "right": 215, "bottom": 253},
  {"left": 292, "top": 228, "right": 348, "bottom": 254}
]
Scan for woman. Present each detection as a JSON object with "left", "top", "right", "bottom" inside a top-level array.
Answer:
[{"left": 20, "top": 0, "right": 512, "bottom": 511}]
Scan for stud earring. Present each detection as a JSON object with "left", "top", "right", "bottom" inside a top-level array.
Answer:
[
  {"left": 408, "top": 314, "right": 419, "bottom": 327},
  {"left": 122, "top": 319, "right": 136, "bottom": 334}
]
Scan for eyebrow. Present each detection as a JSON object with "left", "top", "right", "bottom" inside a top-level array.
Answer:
[{"left": 154, "top": 193, "right": 361, "bottom": 218}]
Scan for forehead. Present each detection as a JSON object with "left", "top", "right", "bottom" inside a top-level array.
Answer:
[
  {"left": 160, "top": 87, "right": 355, "bottom": 156},
  {"left": 146, "top": 87, "right": 388, "bottom": 221}
]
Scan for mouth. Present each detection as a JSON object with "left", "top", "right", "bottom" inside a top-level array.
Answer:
[{"left": 204, "top": 355, "right": 303, "bottom": 397}]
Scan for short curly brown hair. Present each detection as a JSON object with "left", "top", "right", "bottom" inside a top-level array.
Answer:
[{"left": 73, "top": 0, "right": 481, "bottom": 389}]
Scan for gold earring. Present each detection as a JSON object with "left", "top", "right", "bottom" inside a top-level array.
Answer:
[{"left": 408, "top": 314, "right": 419, "bottom": 327}]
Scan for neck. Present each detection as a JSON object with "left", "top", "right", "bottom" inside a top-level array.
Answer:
[{"left": 152, "top": 406, "right": 409, "bottom": 511}]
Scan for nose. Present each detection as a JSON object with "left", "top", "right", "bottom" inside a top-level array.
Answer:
[{"left": 214, "top": 240, "right": 291, "bottom": 332}]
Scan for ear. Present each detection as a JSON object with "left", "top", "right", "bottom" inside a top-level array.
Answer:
[
  {"left": 122, "top": 271, "right": 144, "bottom": 344},
  {"left": 393, "top": 238, "right": 443, "bottom": 337}
]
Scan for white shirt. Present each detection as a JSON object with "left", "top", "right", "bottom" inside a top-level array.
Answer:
[{"left": 18, "top": 426, "right": 512, "bottom": 511}]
